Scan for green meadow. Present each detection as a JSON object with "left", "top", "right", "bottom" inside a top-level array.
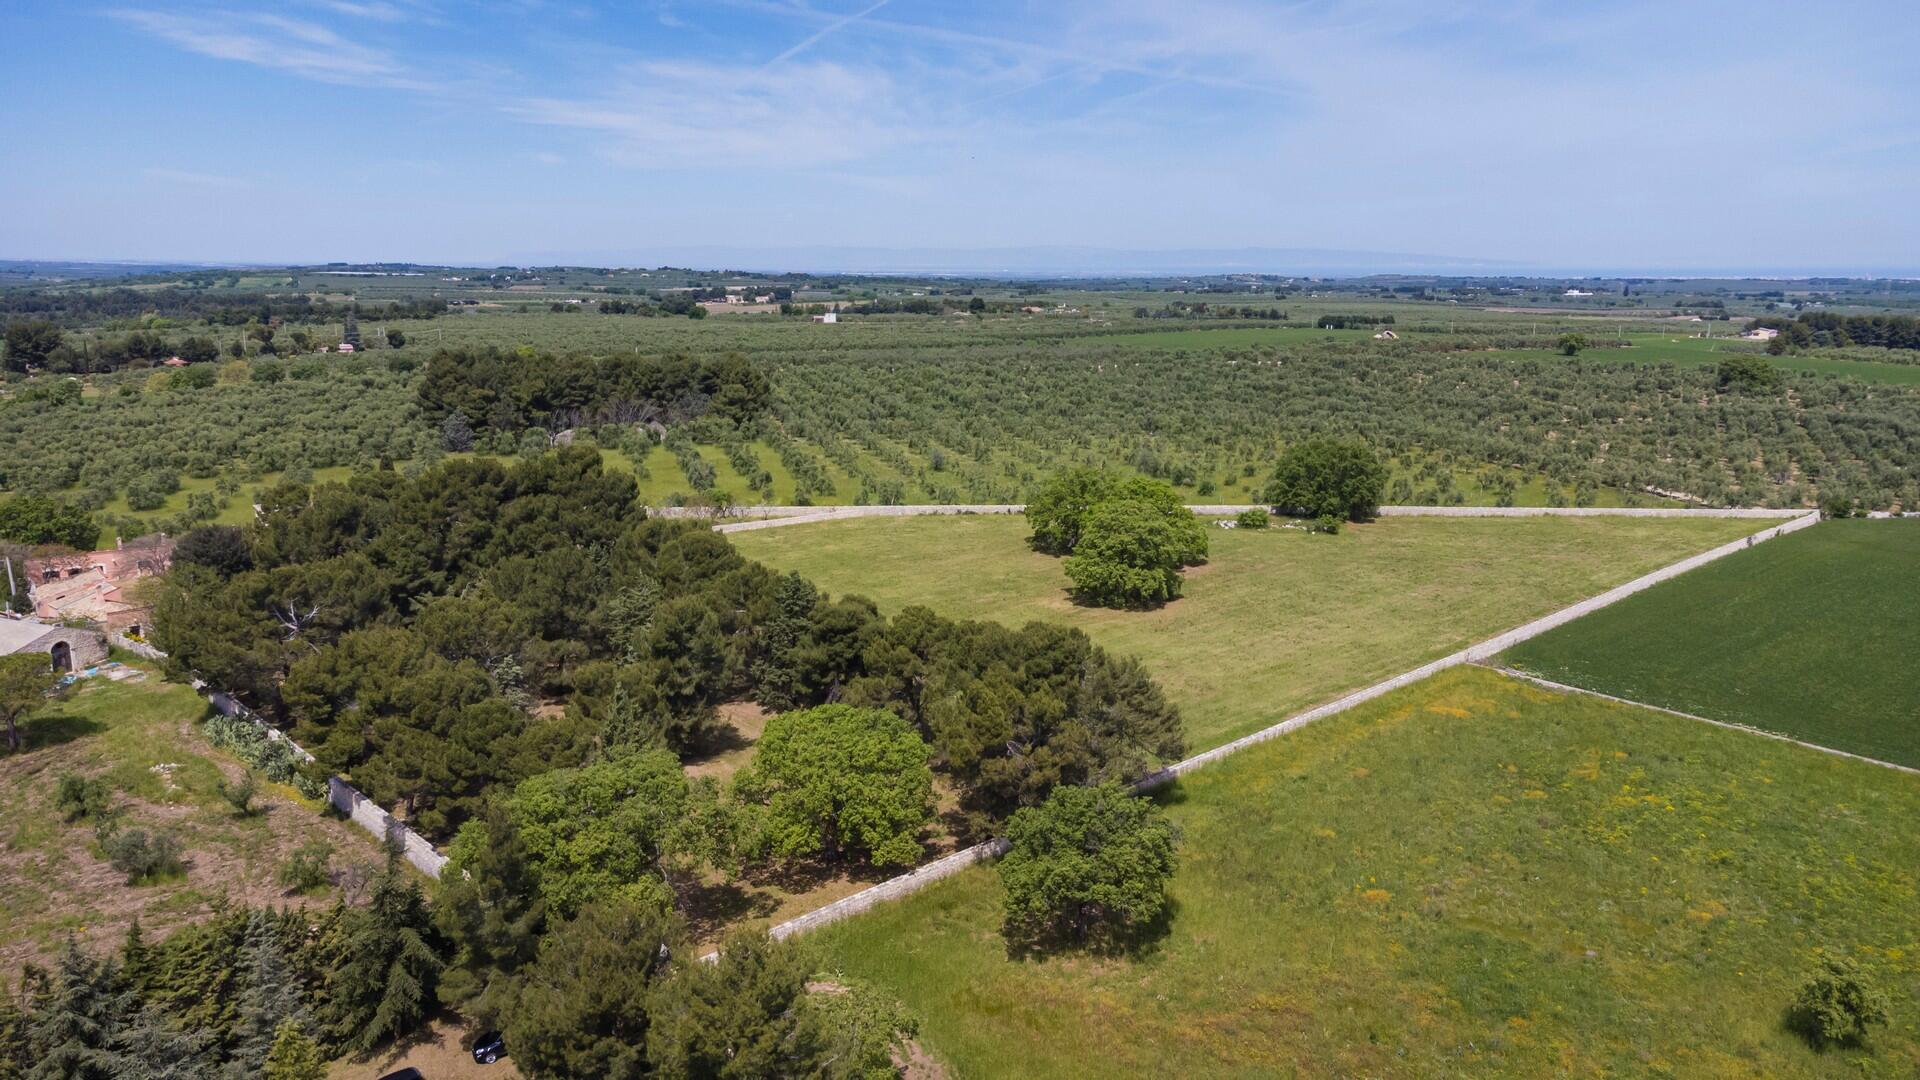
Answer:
[
  {"left": 808, "top": 666, "right": 1920, "bottom": 1078},
  {"left": 730, "top": 513, "right": 1766, "bottom": 750}
]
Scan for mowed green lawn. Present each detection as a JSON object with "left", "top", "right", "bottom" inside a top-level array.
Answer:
[
  {"left": 808, "top": 666, "right": 1920, "bottom": 1078},
  {"left": 731, "top": 514, "right": 1768, "bottom": 750},
  {"left": 1505, "top": 520, "right": 1920, "bottom": 767}
]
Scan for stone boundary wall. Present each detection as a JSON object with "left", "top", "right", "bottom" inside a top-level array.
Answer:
[
  {"left": 107, "top": 633, "right": 166, "bottom": 660},
  {"left": 707, "top": 504, "right": 1807, "bottom": 534},
  {"left": 186, "top": 672, "right": 448, "bottom": 878},
  {"left": 743, "top": 509, "right": 1822, "bottom": 947}
]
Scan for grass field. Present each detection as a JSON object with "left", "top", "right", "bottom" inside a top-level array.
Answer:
[
  {"left": 1486, "top": 334, "right": 1920, "bottom": 386},
  {"left": 0, "top": 662, "right": 388, "bottom": 969},
  {"left": 730, "top": 514, "right": 1768, "bottom": 750},
  {"left": 1504, "top": 520, "right": 1920, "bottom": 768},
  {"left": 807, "top": 666, "right": 1920, "bottom": 1078}
]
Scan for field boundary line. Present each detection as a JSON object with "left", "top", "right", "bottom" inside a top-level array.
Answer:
[
  {"left": 1484, "top": 666, "right": 1920, "bottom": 777},
  {"left": 738, "top": 509, "right": 1822, "bottom": 948},
  {"left": 702, "top": 504, "right": 1807, "bottom": 534}
]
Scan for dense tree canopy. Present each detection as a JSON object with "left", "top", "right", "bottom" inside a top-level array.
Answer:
[
  {"left": 734, "top": 704, "right": 934, "bottom": 867},
  {"left": 999, "top": 783, "right": 1179, "bottom": 951},
  {"left": 416, "top": 346, "right": 770, "bottom": 439},
  {"left": 0, "top": 494, "right": 98, "bottom": 549},
  {"left": 1263, "top": 437, "right": 1388, "bottom": 521},
  {"left": 1064, "top": 498, "right": 1195, "bottom": 607}
]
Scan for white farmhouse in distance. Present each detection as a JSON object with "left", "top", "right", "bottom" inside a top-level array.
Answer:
[
  {"left": 1564, "top": 288, "right": 1594, "bottom": 297},
  {"left": 811, "top": 311, "right": 838, "bottom": 324}
]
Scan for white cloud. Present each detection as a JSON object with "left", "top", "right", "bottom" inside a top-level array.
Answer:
[
  {"left": 510, "top": 59, "right": 933, "bottom": 169},
  {"left": 111, "top": 7, "right": 444, "bottom": 92}
]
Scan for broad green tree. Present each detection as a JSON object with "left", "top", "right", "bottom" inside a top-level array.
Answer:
[
  {"left": 1263, "top": 438, "right": 1387, "bottom": 521},
  {"left": 999, "top": 783, "right": 1179, "bottom": 950},
  {"left": 1063, "top": 499, "right": 1192, "bottom": 607},
  {"left": 734, "top": 704, "right": 933, "bottom": 867}
]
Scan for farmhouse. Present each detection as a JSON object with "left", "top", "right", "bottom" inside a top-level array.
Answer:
[
  {"left": 1373, "top": 329, "right": 1398, "bottom": 340},
  {"left": 161, "top": 356, "right": 189, "bottom": 368},
  {"left": 26, "top": 535, "right": 173, "bottom": 636},
  {"left": 1741, "top": 326, "right": 1781, "bottom": 341},
  {"left": 811, "top": 311, "right": 838, "bottom": 324},
  {"left": 0, "top": 616, "right": 107, "bottom": 673}
]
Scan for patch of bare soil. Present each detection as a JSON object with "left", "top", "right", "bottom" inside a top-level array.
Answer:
[
  {"left": 328, "top": 1016, "right": 521, "bottom": 1080},
  {"left": 0, "top": 727, "right": 391, "bottom": 971}
]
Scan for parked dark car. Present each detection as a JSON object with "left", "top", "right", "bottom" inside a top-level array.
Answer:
[
  {"left": 376, "top": 1070, "right": 423, "bottom": 1080},
  {"left": 471, "top": 1031, "right": 507, "bottom": 1064}
]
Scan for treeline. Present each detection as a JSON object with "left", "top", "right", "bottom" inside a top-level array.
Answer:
[
  {"left": 0, "top": 287, "right": 445, "bottom": 326},
  {"left": 0, "top": 867, "right": 916, "bottom": 1078},
  {"left": 1133, "top": 303, "right": 1288, "bottom": 320},
  {"left": 1316, "top": 314, "right": 1395, "bottom": 328},
  {"left": 152, "top": 449, "right": 1184, "bottom": 842},
  {"left": 1751, "top": 312, "right": 1920, "bottom": 352},
  {"left": 415, "top": 345, "right": 771, "bottom": 438}
]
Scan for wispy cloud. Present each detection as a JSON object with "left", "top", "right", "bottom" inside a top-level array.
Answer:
[
  {"left": 141, "top": 167, "right": 251, "bottom": 189},
  {"left": 307, "top": 0, "right": 417, "bottom": 22},
  {"left": 510, "top": 59, "right": 931, "bottom": 168},
  {"left": 765, "top": 0, "right": 891, "bottom": 66},
  {"left": 110, "top": 7, "right": 444, "bottom": 92}
]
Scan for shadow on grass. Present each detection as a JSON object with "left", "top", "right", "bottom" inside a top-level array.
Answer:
[
  {"left": 686, "top": 718, "right": 755, "bottom": 760},
  {"left": 677, "top": 878, "right": 781, "bottom": 943},
  {"left": 1002, "top": 896, "right": 1182, "bottom": 965},
  {"left": 12, "top": 713, "right": 106, "bottom": 753}
]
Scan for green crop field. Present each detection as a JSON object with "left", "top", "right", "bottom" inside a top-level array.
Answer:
[
  {"left": 807, "top": 666, "right": 1920, "bottom": 1078},
  {"left": 1484, "top": 333, "right": 1920, "bottom": 386},
  {"left": 1503, "top": 520, "right": 1920, "bottom": 768},
  {"left": 730, "top": 513, "right": 1767, "bottom": 750}
]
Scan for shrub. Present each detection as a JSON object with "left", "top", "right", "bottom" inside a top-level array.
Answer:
[
  {"left": 1309, "top": 513, "right": 1342, "bottom": 534},
  {"left": 203, "top": 712, "right": 326, "bottom": 799},
  {"left": 1264, "top": 438, "right": 1387, "bottom": 522},
  {"left": 278, "top": 840, "right": 335, "bottom": 893},
  {"left": 104, "top": 827, "right": 185, "bottom": 884},
  {"left": 1234, "top": 508, "right": 1268, "bottom": 529},
  {"left": 55, "top": 772, "right": 112, "bottom": 821},
  {"left": 1557, "top": 332, "right": 1588, "bottom": 356},
  {"left": 1788, "top": 955, "right": 1889, "bottom": 1047},
  {"left": 219, "top": 770, "right": 259, "bottom": 817},
  {"left": 999, "top": 783, "right": 1178, "bottom": 951}
]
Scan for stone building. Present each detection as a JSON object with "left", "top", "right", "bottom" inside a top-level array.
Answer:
[{"left": 0, "top": 617, "right": 108, "bottom": 672}]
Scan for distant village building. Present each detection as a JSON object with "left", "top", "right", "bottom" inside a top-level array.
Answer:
[
  {"left": 0, "top": 617, "right": 108, "bottom": 673},
  {"left": 26, "top": 535, "right": 174, "bottom": 637},
  {"left": 1740, "top": 326, "right": 1781, "bottom": 341},
  {"left": 811, "top": 311, "right": 838, "bottom": 324},
  {"left": 1563, "top": 288, "right": 1594, "bottom": 298},
  {"left": 161, "top": 356, "right": 189, "bottom": 367},
  {"left": 337, "top": 342, "right": 356, "bottom": 353}
]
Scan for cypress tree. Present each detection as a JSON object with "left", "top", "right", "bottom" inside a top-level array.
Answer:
[
  {"left": 320, "top": 864, "right": 441, "bottom": 1054},
  {"left": 228, "top": 910, "right": 310, "bottom": 1076}
]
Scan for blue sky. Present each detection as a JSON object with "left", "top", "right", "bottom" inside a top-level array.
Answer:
[{"left": 2, "top": 1, "right": 1916, "bottom": 273}]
